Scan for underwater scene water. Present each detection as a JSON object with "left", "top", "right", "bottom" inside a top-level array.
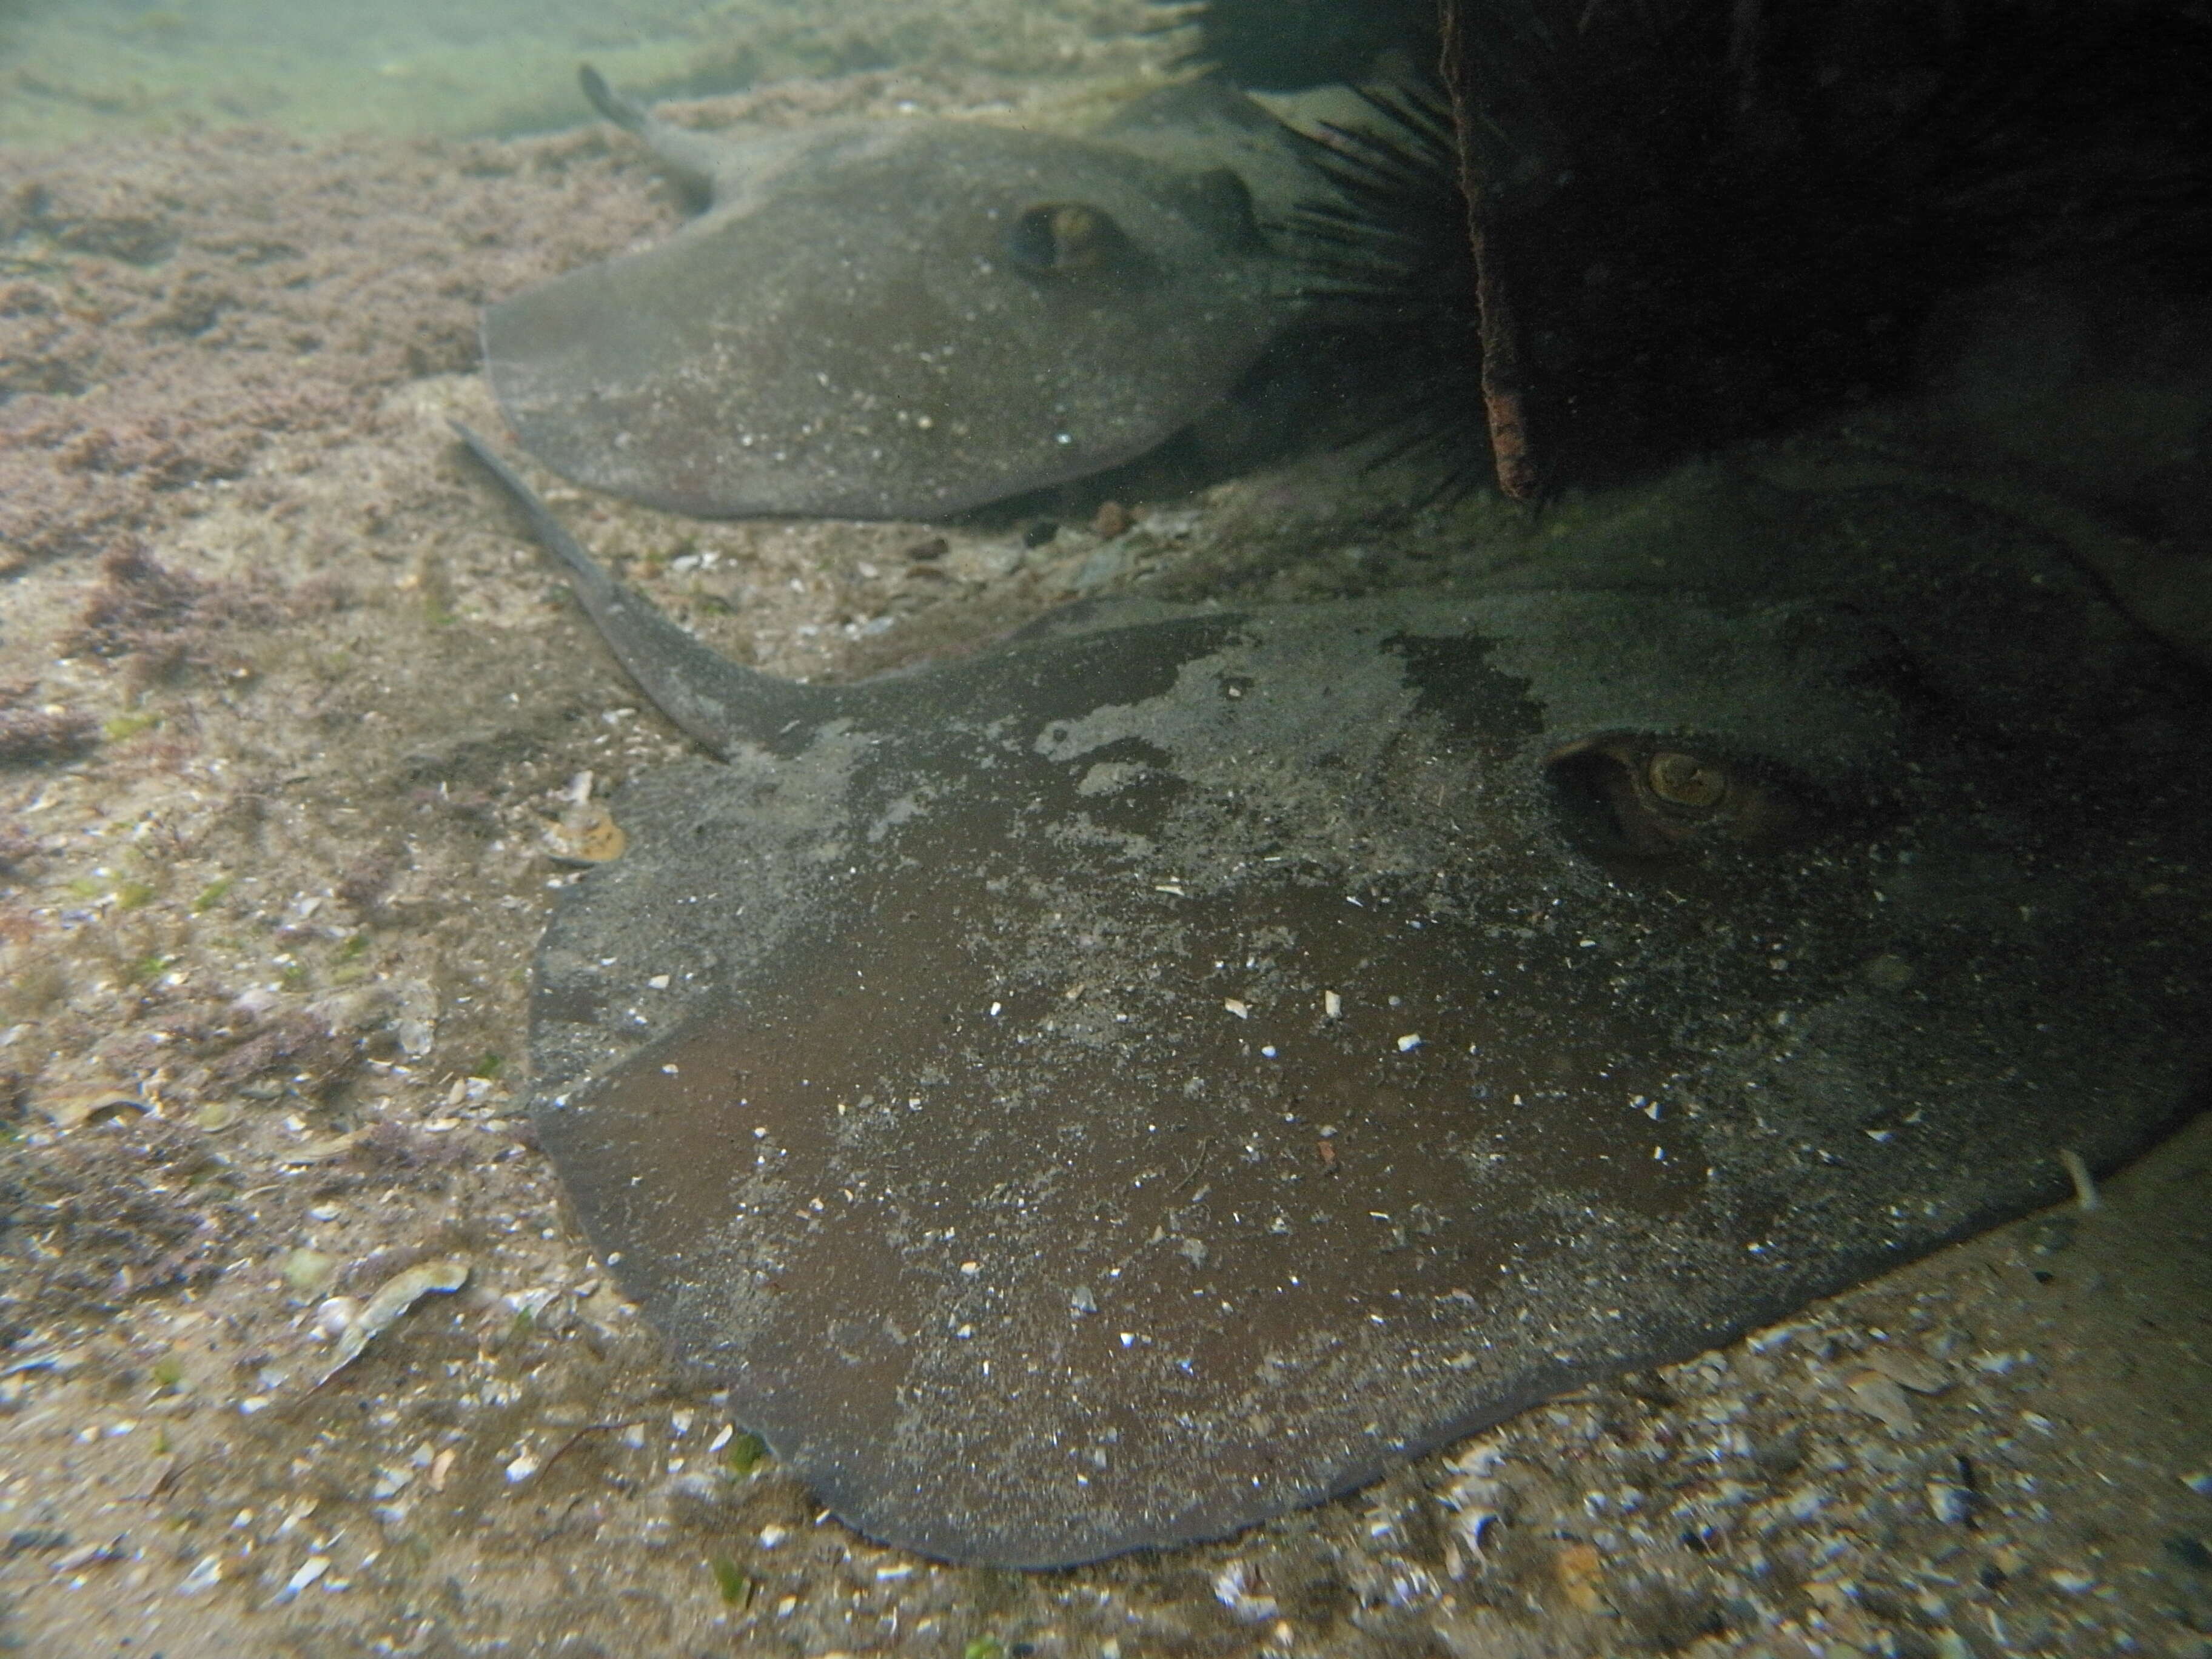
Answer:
[
  {"left": 1, "top": 1, "right": 2209, "bottom": 1654},
  {"left": 0, "top": 0, "right": 1114, "bottom": 144}
]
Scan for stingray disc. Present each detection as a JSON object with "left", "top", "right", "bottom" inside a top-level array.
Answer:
[
  {"left": 483, "top": 89, "right": 1297, "bottom": 519},
  {"left": 478, "top": 456, "right": 2210, "bottom": 1564}
]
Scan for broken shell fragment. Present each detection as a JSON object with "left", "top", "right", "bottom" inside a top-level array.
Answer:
[
  {"left": 1927, "top": 1478, "right": 1974, "bottom": 1524},
  {"left": 312, "top": 1296, "right": 361, "bottom": 1342},
  {"left": 1842, "top": 1367, "right": 1917, "bottom": 1433},
  {"left": 546, "top": 801, "right": 627, "bottom": 865},
  {"left": 38, "top": 1091, "right": 150, "bottom": 1131},
  {"left": 315, "top": 1258, "right": 470, "bottom": 1386}
]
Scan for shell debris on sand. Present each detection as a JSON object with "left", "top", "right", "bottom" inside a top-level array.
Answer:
[{"left": 313, "top": 1259, "right": 470, "bottom": 1387}]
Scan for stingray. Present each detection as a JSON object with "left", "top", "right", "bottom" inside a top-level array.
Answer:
[
  {"left": 480, "top": 70, "right": 1312, "bottom": 519},
  {"left": 452, "top": 423, "right": 2210, "bottom": 1567}
]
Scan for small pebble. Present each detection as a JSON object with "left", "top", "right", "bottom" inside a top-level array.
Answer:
[
  {"left": 1863, "top": 1346, "right": 1948, "bottom": 1393},
  {"left": 1842, "top": 1369, "right": 1916, "bottom": 1432},
  {"left": 193, "top": 1099, "right": 240, "bottom": 1132},
  {"left": 281, "top": 1248, "right": 338, "bottom": 1297},
  {"left": 663, "top": 1472, "right": 732, "bottom": 1527}
]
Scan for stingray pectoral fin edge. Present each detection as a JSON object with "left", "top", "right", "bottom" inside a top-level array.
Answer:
[{"left": 451, "top": 421, "right": 828, "bottom": 755}]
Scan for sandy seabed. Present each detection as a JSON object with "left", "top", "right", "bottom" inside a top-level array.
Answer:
[{"left": 1, "top": 5, "right": 2210, "bottom": 1657}]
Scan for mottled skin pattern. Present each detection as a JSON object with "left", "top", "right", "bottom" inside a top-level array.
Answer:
[{"left": 457, "top": 424, "right": 2210, "bottom": 1565}]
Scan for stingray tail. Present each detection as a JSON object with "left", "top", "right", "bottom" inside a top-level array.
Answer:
[
  {"left": 450, "top": 420, "right": 830, "bottom": 757},
  {"left": 578, "top": 64, "right": 722, "bottom": 204}
]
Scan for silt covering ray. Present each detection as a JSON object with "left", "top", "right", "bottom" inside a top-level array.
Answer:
[{"left": 455, "top": 426, "right": 2210, "bottom": 1567}]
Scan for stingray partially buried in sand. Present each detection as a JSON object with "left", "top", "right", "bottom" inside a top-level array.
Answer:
[
  {"left": 481, "top": 69, "right": 1313, "bottom": 518},
  {"left": 453, "top": 421, "right": 2210, "bottom": 1567}
]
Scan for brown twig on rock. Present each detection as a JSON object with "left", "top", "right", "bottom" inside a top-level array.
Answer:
[{"left": 1436, "top": 0, "right": 1540, "bottom": 501}]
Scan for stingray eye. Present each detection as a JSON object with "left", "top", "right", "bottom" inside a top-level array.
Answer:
[
  {"left": 1547, "top": 734, "right": 1805, "bottom": 858},
  {"left": 1646, "top": 749, "right": 1728, "bottom": 808},
  {"left": 1175, "top": 167, "right": 1262, "bottom": 250},
  {"left": 1006, "top": 202, "right": 1136, "bottom": 276}
]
